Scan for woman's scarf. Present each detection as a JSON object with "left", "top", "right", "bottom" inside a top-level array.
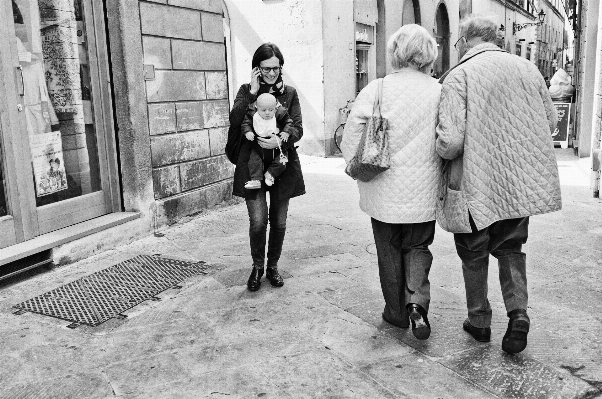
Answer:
[{"left": 258, "top": 74, "right": 286, "bottom": 97}]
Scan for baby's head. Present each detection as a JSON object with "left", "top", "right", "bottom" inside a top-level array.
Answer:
[{"left": 256, "top": 93, "right": 277, "bottom": 120}]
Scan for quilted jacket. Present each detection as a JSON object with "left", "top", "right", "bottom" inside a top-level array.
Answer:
[
  {"left": 341, "top": 69, "right": 442, "bottom": 223},
  {"left": 436, "top": 43, "right": 561, "bottom": 232}
]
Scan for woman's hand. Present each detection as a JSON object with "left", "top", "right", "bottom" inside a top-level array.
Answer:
[
  {"left": 250, "top": 67, "right": 261, "bottom": 95},
  {"left": 256, "top": 135, "right": 279, "bottom": 149}
]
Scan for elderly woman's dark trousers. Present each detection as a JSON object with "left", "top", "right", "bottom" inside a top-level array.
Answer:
[
  {"left": 371, "top": 218, "right": 435, "bottom": 328},
  {"left": 246, "top": 187, "right": 289, "bottom": 269},
  {"left": 454, "top": 217, "right": 529, "bottom": 329}
]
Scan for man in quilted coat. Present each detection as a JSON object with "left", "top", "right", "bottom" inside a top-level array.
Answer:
[{"left": 436, "top": 15, "right": 561, "bottom": 354}]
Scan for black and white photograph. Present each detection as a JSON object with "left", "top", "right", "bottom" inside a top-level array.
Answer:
[{"left": 0, "top": 0, "right": 600, "bottom": 398}]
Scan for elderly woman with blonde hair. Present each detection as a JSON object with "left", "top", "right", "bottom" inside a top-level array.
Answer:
[{"left": 341, "top": 24, "right": 441, "bottom": 340}]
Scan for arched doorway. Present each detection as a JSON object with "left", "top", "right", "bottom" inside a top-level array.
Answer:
[
  {"left": 433, "top": 3, "right": 450, "bottom": 78},
  {"left": 402, "top": 0, "right": 421, "bottom": 26}
]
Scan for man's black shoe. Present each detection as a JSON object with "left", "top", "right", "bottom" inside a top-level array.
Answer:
[
  {"left": 463, "top": 319, "right": 491, "bottom": 342},
  {"left": 247, "top": 267, "right": 263, "bottom": 291},
  {"left": 502, "top": 309, "right": 530, "bottom": 354},
  {"left": 265, "top": 267, "right": 284, "bottom": 287}
]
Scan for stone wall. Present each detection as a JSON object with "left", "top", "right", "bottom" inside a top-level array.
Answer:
[{"left": 139, "top": 0, "right": 234, "bottom": 223}]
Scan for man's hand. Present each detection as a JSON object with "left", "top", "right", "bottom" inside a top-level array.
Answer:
[{"left": 245, "top": 132, "right": 255, "bottom": 141}]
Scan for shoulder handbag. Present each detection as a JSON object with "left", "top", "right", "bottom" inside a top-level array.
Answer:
[
  {"left": 345, "top": 78, "right": 390, "bottom": 182},
  {"left": 225, "top": 125, "right": 243, "bottom": 164}
]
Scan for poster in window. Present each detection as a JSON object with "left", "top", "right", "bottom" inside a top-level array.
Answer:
[
  {"left": 552, "top": 102, "right": 571, "bottom": 147},
  {"left": 31, "top": 131, "right": 68, "bottom": 196}
]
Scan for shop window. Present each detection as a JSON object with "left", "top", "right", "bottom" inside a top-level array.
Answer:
[
  {"left": 12, "top": 0, "right": 103, "bottom": 207},
  {"left": 515, "top": 41, "right": 522, "bottom": 56},
  {"left": 356, "top": 45, "right": 369, "bottom": 94},
  {"left": 355, "top": 22, "right": 373, "bottom": 95}
]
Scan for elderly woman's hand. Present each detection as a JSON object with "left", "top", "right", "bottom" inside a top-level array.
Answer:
[{"left": 256, "top": 135, "right": 280, "bottom": 149}]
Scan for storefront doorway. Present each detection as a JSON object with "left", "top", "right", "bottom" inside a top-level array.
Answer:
[
  {"left": 434, "top": 3, "right": 450, "bottom": 78},
  {"left": 0, "top": 0, "right": 119, "bottom": 249}
]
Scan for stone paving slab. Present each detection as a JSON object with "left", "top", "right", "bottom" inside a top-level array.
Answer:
[
  {"left": 440, "top": 346, "right": 598, "bottom": 398},
  {"left": 523, "top": 309, "right": 602, "bottom": 388},
  {"left": 280, "top": 253, "right": 368, "bottom": 278},
  {"left": 1, "top": 373, "right": 113, "bottom": 399},
  {"left": 361, "top": 355, "right": 499, "bottom": 399},
  {"left": 128, "top": 350, "right": 400, "bottom": 399},
  {"left": 282, "top": 243, "right": 361, "bottom": 260}
]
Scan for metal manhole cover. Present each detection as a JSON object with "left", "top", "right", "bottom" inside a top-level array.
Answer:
[{"left": 13, "top": 255, "right": 207, "bottom": 327}]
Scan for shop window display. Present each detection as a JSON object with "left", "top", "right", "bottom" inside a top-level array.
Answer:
[
  {"left": 356, "top": 47, "right": 369, "bottom": 95},
  {"left": 12, "top": 0, "right": 101, "bottom": 207}
]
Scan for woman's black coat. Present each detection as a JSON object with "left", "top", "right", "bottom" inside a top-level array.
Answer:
[{"left": 229, "top": 83, "right": 306, "bottom": 200}]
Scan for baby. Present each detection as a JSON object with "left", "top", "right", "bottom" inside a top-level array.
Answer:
[{"left": 241, "top": 93, "right": 294, "bottom": 189}]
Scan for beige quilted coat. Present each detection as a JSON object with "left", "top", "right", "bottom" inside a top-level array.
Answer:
[
  {"left": 341, "top": 69, "right": 442, "bottom": 223},
  {"left": 436, "top": 43, "right": 562, "bottom": 232}
]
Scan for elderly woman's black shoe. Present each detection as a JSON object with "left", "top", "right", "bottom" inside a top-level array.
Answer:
[
  {"left": 408, "top": 303, "right": 431, "bottom": 340},
  {"left": 247, "top": 267, "right": 263, "bottom": 291}
]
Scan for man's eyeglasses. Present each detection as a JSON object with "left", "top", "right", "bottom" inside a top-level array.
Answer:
[
  {"left": 259, "top": 66, "right": 281, "bottom": 74},
  {"left": 454, "top": 36, "right": 465, "bottom": 51}
]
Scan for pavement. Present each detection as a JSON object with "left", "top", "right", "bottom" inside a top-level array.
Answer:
[{"left": 0, "top": 148, "right": 601, "bottom": 399}]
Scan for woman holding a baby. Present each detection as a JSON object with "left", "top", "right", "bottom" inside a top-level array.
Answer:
[{"left": 229, "top": 43, "right": 305, "bottom": 292}]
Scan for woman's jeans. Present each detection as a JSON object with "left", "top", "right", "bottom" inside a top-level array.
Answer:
[
  {"left": 246, "top": 188, "right": 289, "bottom": 269},
  {"left": 454, "top": 216, "right": 529, "bottom": 329},
  {"left": 371, "top": 218, "right": 435, "bottom": 328}
]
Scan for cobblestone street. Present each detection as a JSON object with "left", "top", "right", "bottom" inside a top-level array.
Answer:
[{"left": 0, "top": 149, "right": 600, "bottom": 399}]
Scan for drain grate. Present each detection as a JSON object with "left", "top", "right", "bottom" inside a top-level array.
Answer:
[{"left": 13, "top": 255, "right": 207, "bottom": 327}]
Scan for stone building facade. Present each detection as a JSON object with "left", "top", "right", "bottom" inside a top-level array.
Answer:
[
  {"left": 0, "top": 0, "right": 575, "bottom": 271},
  {"left": 0, "top": 0, "right": 234, "bottom": 269}
]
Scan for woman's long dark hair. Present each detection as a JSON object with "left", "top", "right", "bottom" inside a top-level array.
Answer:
[{"left": 251, "top": 43, "right": 284, "bottom": 68}]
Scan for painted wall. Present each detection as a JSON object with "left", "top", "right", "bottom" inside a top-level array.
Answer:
[
  {"left": 224, "top": 0, "right": 325, "bottom": 155},
  {"left": 323, "top": 0, "right": 356, "bottom": 155}
]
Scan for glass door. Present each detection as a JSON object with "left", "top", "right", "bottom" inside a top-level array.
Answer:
[{"left": 1, "top": 0, "right": 118, "bottom": 244}]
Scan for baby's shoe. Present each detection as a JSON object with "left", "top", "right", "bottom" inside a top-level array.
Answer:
[
  {"left": 264, "top": 172, "right": 275, "bottom": 186},
  {"left": 244, "top": 180, "right": 261, "bottom": 189}
]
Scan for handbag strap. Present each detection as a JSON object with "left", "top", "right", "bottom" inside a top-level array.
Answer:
[{"left": 373, "top": 78, "right": 383, "bottom": 117}]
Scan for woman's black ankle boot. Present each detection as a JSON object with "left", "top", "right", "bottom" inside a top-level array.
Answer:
[
  {"left": 247, "top": 266, "right": 264, "bottom": 291},
  {"left": 266, "top": 267, "right": 284, "bottom": 287}
]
